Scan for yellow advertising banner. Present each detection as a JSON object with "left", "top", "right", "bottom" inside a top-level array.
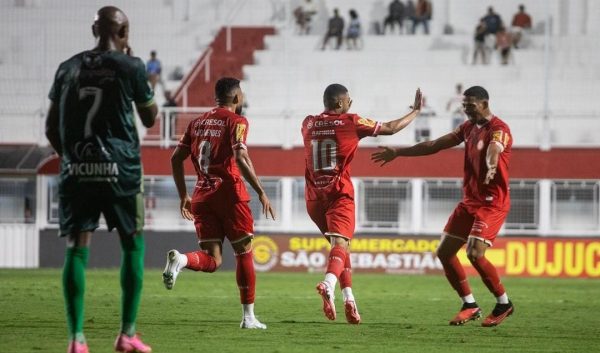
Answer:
[{"left": 252, "top": 235, "right": 600, "bottom": 278}]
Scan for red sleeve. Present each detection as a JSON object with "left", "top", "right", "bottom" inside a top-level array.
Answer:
[
  {"left": 451, "top": 121, "right": 468, "bottom": 142},
  {"left": 489, "top": 125, "right": 511, "bottom": 152},
  {"left": 231, "top": 116, "right": 249, "bottom": 150},
  {"left": 353, "top": 115, "right": 382, "bottom": 139},
  {"left": 178, "top": 119, "right": 193, "bottom": 150}
]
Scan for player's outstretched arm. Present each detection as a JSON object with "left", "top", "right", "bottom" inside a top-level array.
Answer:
[
  {"left": 45, "top": 102, "right": 62, "bottom": 156},
  {"left": 371, "top": 132, "right": 461, "bottom": 166},
  {"left": 234, "top": 148, "right": 276, "bottom": 220},
  {"left": 170, "top": 146, "right": 193, "bottom": 221},
  {"left": 378, "top": 88, "right": 422, "bottom": 136}
]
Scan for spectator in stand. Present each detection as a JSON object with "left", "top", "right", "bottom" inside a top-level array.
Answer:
[
  {"left": 294, "top": 0, "right": 318, "bottom": 35},
  {"left": 163, "top": 91, "right": 177, "bottom": 107},
  {"left": 347, "top": 9, "right": 362, "bottom": 50},
  {"left": 404, "top": 0, "right": 416, "bottom": 34},
  {"left": 446, "top": 83, "right": 466, "bottom": 130},
  {"left": 146, "top": 50, "right": 162, "bottom": 90},
  {"left": 511, "top": 4, "right": 532, "bottom": 48},
  {"left": 482, "top": 7, "right": 503, "bottom": 36},
  {"left": 495, "top": 26, "right": 513, "bottom": 65},
  {"left": 383, "top": 0, "right": 405, "bottom": 34},
  {"left": 321, "top": 8, "right": 345, "bottom": 50},
  {"left": 412, "top": 0, "right": 432, "bottom": 35},
  {"left": 473, "top": 19, "right": 488, "bottom": 65}
]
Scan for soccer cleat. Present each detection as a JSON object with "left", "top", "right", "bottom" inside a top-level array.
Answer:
[
  {"left": 162, "top": 249, "right": 184, "bottom": 290},
  {"left": 67, "top": 341, "right": 89, "bottom": 353},
  {"left": 240, "top": 317, "right": 267, "bottom": 329},
  {"left": 114, "top": 333, "right": 152, "bottom": 353},
  {"left": 449, "top": 303, "right": 482, "bottom": 325},
  {"left": 316, "top": 281, "right": 336, "bottom": 320},
  {"left": 482, "top": 301, "right": 514, "bottom": 327},
  {"left": 344, "top": 300, "right": 361, "bottom": 324}
]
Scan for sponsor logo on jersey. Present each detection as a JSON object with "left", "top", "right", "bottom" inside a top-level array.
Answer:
[
  {"left": 236, "top": 123, "right": 247, "bottom": 142},
  {"left": 357, "top": 117, "right": 376, "bottom": 127},
  {"left": 313, "top": 120, "right": 345, "bottom": 128},
  {"left": 306, "top": 119, "right": 314, "bottom": 129},
  {"left": 199, "top": 118, "right": 226, "bottom": 126}
]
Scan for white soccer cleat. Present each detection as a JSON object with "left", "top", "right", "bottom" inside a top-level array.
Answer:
[
  {"left": 162, "top": 249, "right": 185, "bottom": 290},
  {"left": 316, "top": 281, "right": 336, "bottom": 320},
  {"left": 240, "top": 318, "right": 267, "bottom": 329}
]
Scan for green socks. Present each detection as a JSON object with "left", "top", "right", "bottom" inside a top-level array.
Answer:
[
  {"left": 120, "top": 232, "right": 145, "bottom": 336},
  {"left": 63, "top": 246, "right": 89, "bottom": 343}
]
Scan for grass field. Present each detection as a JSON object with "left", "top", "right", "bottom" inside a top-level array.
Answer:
[{"left": 0, "top": 269, "right": 598, "bottom": 353}]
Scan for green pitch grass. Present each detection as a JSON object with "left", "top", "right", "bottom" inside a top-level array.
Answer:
[{"left": 0, "top": 270, "right": 598, "bottom": 353}]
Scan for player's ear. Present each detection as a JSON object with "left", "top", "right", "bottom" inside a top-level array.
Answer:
[{"left": 232, "top": 94, "right": 239, "bottom": 105}]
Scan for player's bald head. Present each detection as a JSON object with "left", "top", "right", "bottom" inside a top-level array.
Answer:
[{"left": 92, "top": 6, "right": 129, "bottom": 39}]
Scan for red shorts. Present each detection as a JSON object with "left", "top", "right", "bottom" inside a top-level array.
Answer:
[
  {"left": 306, "top": 196, "right": 355, "bottom": 239},
  {"left": 191, "top": 200, "right": 254, "bottom": 244},
  {"left": 443, "top": 202, "right": 508, "bottom": 246}
]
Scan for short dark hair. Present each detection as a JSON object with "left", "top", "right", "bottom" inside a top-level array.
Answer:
[
  {"left": 463, "top": 86, "right": 489, "bottom": 100},
  {"left": 215, "top": 77, "right": 240, "bottom": 103},
  {"left": 323, "top": 83, "right": 348, "bottom": 109}
]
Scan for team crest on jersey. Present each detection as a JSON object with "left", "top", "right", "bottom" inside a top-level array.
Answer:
[
  {"left": 307, "top": 119, "right": 314, "bottom": 129},
  {"left": 236, "top": 123, "right": 247, "bottom": 142},
  {"left": 357, "top": 117, "right": 376, "bottom": 127},
  {"left": 477, "top": 140, "right": 484, "bottom": 150}
]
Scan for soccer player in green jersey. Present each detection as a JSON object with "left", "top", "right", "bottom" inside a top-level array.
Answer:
[{"left": 45, "top": 6, "right": 158, "bottom": 353}]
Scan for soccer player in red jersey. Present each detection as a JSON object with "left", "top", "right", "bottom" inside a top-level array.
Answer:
[
  {"left": 163, "top": 77, "right": 275, "bottom": 329},
  {"left": 302, "top": 84, "right": 422, "bottom": 324},
  {"left": 372, "top": 86, "right": 514, "bottom": 327}
]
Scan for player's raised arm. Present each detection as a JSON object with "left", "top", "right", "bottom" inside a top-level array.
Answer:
[
  {"left": 45, "top": 101, "right": 62, "bottom": 156},
  {"left": 377, "top": 88, "right": 422, "bottom": 135},
  {"left": 170, "top": 146, "right": 193, "bottom": 221},
  {"left": 371, "top": 131, "right": 462, "bottom": 166},
  {"left": 234, "top": 148, "right": 276, "bottom": 220}
]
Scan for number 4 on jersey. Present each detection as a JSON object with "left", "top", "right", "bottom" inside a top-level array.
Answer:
[{"left": 312, "top": 139, "right": 337, "bottom": 171}]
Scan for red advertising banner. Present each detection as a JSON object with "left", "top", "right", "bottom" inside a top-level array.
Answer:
[{"left": 252, "top": 235, "right": 600, "bottom": 278}]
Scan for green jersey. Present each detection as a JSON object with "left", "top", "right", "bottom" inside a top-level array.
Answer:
[{"left": 49, "top": 50, "right": 154, "bottom": 197}]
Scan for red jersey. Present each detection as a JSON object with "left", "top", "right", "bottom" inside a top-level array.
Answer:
[
  {"left": 302, "top": 112, "right": 381, "bottom": 201},
  {"left": 452, "top": 116, "right": 512, "bottom": 211},
  {"left": 178, "top": 107, "right": 250, "bottom": 203}
]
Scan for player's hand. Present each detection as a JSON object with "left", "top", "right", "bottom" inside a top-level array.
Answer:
[
  {"left": 259, "top": 192, "right": 276, "bottom": 220},
  {"left": 180, "top": 195, "right": 193, "bottom": 221},
  {"left": 484, "top": 167, "right": 497, "bottom": 185},
  {"left": 410, "top": 88, "right": 423, "bottom": 112},
  {"left": 371, "top": 146, "right": 398, "bottom": 166}
]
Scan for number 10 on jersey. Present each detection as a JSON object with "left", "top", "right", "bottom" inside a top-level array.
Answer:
[{"left": 312, "top": 139, "right": 337, "bottom": 171}]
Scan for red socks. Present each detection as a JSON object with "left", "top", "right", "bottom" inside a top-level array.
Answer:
[
  {"left": 470, "top": 256, "right": 506, "bottom": 297},
  {"left": 326, "top": 245, "right": 347, "bottom": 279},
  {"left": 184, "top": 251, "right": 217, "bottom": 273},
  {"left": 339, "top": 250, "right": 352, "bottom": 289},
  {"left": 441, "top": 255, "right": 472, "bottom": 297},
  {"left": 235, "top": 250, "right": 256, "bottom": 304}
]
